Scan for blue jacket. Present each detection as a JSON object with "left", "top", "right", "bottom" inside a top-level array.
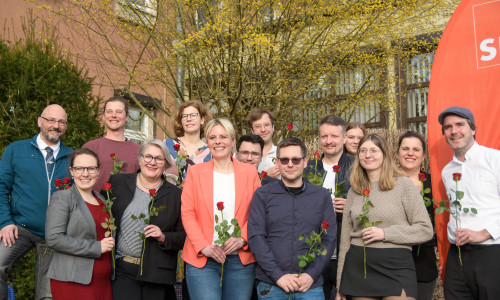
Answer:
[
  {"left": 248, "top": 180, "right": 336, "bottom": 289},
  {"left": 0, "top": 135, "right": 72, "bottom": 237}
]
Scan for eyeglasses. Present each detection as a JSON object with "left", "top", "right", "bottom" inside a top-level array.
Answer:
[
  {"left": 238, "top": 151, "right": 262, "bottom": 159},
  {"left": 72, "top": 166, "right": 98, "bottom": 174},
  {"left": 40, "top": 116, "right": 68, "bottom": 126},
  {"left": 277, "top": 157, "right": 304, "bottom": 165},
  {"left": 181, "top": 113, "right": 199, "bottom": 120},
  {"left": 359, "top": 148, "right": 382, "bottom": 156},
  {"left": 141, "top": 154, "right": 166, "bottom": 164},
  {"left": 253, "top": 123, "right": 272, "bottom": 131}
]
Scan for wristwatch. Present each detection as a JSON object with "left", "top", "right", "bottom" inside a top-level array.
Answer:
[{"left": 239, "top": 237, "right": 247, "bottom": 246}]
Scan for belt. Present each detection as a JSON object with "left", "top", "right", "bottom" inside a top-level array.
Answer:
[
  {"left": 451, "top": 243, "right": 490, "bottom": 251},
  {"left": 122, "top": 256, "right": 141, "bottom": 265}
]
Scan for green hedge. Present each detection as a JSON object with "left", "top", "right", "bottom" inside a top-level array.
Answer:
[{"left": 1, "top": 21, "right": 103, "bottom": 298}]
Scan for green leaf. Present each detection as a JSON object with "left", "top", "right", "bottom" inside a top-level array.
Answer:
[
  {"left": 471, "top": 208, "right": 478, "bottom": 214},
  {"left": 131, "top": 214, "right": 138, "bottom": 220},
  {"left": 436, "top": 207, "right": 445, "bottom": 214},
  {"left": 144, "top": 218, "right": 150, "bottom": 225},
  {"left": 215, "top": 225, "right": 221, "bottom": 232},
  {"left": 232, "top": 227, "right": 241, "bottom": 237},
  {"left": 456, "top": 191, "right": 464, "bottom": 200},
  {"left": 109, "top": 217, "right": 115, "bottom": 223},
  {"left": 299, "top": 234, "right": 304, "bottom": 240},
  {"left": 231, "top": 219, "right": 238, "bottom": 226},
  {"left": 297, "top": 255, "right": 305, "bottom": 260},
  {"left": 139, "top": 213, "right": 146, "bottom": 219},
  {"left": 138, "top": 232, "right": 145, "bottom": 239},
  {"left": 298, "top": 260, "right": 307, "bottom": 268},
  {"left": 101, "top": 222, "right": 108, "bottom": 228},
  {"left": 423, "top": 188, "right": 431, "bottom": 194},
  {"left": 105, "top": 231, "right": 111, "bottom": 237},
  {"left": 215, "top": 215, "right": 219, "bottom": 223},
  {"left": 367, "top": 201, "right": 374, "bottom": 207},
  {"left": 110, "top": 225, "right": 117, "bottom": 230},
  {"left": 463, "top": 208, "right": 469, "bottom": 213},
  {"left": 321, "top": 248, "right": 327, "bottom": 255}
]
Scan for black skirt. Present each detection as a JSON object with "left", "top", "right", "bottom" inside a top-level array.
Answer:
[{"left": 340, "top": 245, "right": 417, "bottom": 298}]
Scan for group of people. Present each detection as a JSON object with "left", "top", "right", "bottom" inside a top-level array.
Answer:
[{"left": 0, "top": 98, "right": 498, "bottom": 300}]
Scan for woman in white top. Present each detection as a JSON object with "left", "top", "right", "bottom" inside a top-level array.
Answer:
[{"left": 181, "top": 118, "right": 261, "bottom": 300}]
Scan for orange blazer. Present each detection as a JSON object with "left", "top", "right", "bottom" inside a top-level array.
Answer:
[{"left": 181, "top": 158, "right": 261, "bottom": 268}]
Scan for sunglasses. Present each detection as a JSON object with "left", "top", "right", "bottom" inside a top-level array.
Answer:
[{"left": 277, "top": 157, "right": 304, "bottom": 165}]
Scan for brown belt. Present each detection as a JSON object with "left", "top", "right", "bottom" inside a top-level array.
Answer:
[{"left": 122, "top": 256, "right": 141, "bottom": 265}]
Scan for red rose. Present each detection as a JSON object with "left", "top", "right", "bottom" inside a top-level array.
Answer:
[
  {"left": 173, "top": 144, "right": 181, "bottom": 152},
  {"left": 321, "top": 221, "right": 329, "bottom": 230},
  {"left": 217, "top": 201, "right": 224, "bottom": 211},
  {"left": 333, "top": 165, "right": 340, "bottom": 173},
  {"left": 63, "top": 177, "right": 71, "bottom": 185},
  {"left": 149, "top": 189, "right": 157, "bottom": 197},
  {"left": 54, "top": 178, "right": 62, "bottom": 187},
  {"left": 103, "top": 183, "right": 112, "bottom": 191},
  {"left": 260, "top": 171, "right": 268, "bottom": 179},
  {"left": 418, "top": 173, "right": 425, "bottom": 182},
  {"left": 453, "top": 173, "right": 462, "bottom": 181},
  {"left": 363, "top": 188, "right": 370, "bottom": 197},
  {"left": 314, "top": 152, "right": 320, "bottom": 160},
  {"left": 286, "top": 123, "right": 293, "bottom": 130},
  {"left": 65, "top": 185, "right": 71, "bottom": 189},
  {"left": 110, "top": 153, "right": 116, "bottom": 159}
]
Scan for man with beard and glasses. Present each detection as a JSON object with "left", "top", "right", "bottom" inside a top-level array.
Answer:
[
  {"left": 0, "top": 104, "right": 72, "bottom": 300},
  {"left": 248, "top": 137, "right": 336, "bottom": 299},
  {"left": 439, "top": 106, "right": 500, "bottom": 299},
  {"left": 235, "top": 134, "right": 278, "bottom": 185},
  {"left": 83, "top": 97, "right": 140, "bottom": 192}
]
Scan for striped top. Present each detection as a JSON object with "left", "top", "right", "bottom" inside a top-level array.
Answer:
[{"left": 116, "top": 187, "right": 150, "bottom": 258}]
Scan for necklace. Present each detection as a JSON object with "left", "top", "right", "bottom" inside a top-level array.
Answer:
[{"left": 138, "top": 173, "right": 164, "bottom": 190}]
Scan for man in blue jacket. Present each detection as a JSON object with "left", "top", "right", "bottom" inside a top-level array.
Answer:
[
  {"left": 0, "top": 104, "right": 72, "bottom": 300},
  {"left": 304, "top": 115, "right": 354, "bottom": 299},
  {"left": 248, "top": 137, "right": 336, "bottom": 299}
]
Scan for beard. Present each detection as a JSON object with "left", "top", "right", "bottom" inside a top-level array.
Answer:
[{"left": 41, "top": 128, "right": 64, "bottom": 143}]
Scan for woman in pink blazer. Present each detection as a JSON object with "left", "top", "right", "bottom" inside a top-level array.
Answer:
[{"left": 182, "top": 118, "right": 261, "bottom": 300}]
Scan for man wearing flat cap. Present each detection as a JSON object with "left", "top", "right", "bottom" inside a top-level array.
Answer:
[{"left": 439, "top": 106, "right": 500, "bottom": 299}]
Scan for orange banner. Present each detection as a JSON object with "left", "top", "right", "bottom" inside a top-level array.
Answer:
[{"left": 428, "top": 0, "right": 500, "bottom": 280}]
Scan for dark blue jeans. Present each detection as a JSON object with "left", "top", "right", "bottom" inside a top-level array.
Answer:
[
  {"left": 186, "top": 255, "right": 255, "bottom": 300},
  {"left": 256, "top": 281, "right": 324, "bottom": 300},
  {"left": 0, "top": 226, "right": 52, "bottom": 300}
]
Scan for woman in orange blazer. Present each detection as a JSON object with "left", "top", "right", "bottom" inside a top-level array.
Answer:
[{"left": 182, "top": 118, "right": 261, "bottom": 300}]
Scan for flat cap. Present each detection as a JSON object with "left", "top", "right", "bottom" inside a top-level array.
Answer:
[{"left": 438, "top": 106, "right": 475, "bottom": 125}]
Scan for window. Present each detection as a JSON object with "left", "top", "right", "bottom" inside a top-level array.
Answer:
[
  {"left": 125, "top": 107, "right": 149, "bottom": 144},
  {"left": 401, "top": 52, "right": 435, "bottom": 134},
  {"left": 115, "top": 0, "right": 157, "bottom": 25},
  {"left": 334, "top": 65, "right": 384, "bottom": 127}
]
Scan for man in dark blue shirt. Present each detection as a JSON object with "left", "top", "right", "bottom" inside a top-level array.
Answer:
[{"left": 248, "top": 137, "right": 336, "bottom": 299}]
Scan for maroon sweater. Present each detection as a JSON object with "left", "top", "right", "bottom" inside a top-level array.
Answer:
[{"left": 83, "top": 137, "right": 140, "bottom": 191}]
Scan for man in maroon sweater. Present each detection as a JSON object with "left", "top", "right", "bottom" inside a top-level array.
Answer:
[{"left": 83, "top": 97, "right": 140, "bottom": 192}]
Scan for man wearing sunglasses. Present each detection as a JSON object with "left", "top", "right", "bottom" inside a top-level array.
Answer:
[
  {"left": 305, "top": 115, "right": 354, "bottom": 300},
  {"left": 83, "top": 96, "right": 140, "bottom": 192},
  {"left": 0, "top": 104, "right": 72, "bottom": 299},
  {"left": 248, "top": 137, "right": 336, "bottom": 299}
]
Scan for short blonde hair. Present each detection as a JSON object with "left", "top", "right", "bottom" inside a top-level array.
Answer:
[
  {"left": 204, "top": 118, "right": 237, "bottom": 155},
  {"left": 350, "top": 133, "right": 400, "bottom": 194}
]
